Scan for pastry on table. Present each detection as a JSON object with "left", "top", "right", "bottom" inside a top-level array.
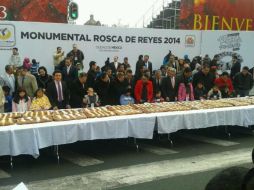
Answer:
[
  {"left": 53, "top": 114, "right": 71, "bottom": 121},
  {"left": 83, "top": 107, "right": 115, "bottom": 118},
  {"left": 108, "top": 105, "right": 143, "bottom": 115},
  {"left": 4, "top": 112, "right": 22, "bottom": 119},
  {"left": 72, "top": 113, "right": 87, "bottom": 120},
  {"left": 17, "top": 117, "right": 35, "bottom": 125},
  {"left": 23, "top": 111, "right": 34, "bottom": 118},
  {"left": 221, "top": 98, "right": 250, "bottom": 106},
  {"left": 0, "top": 118, "right": 15, "bottom": 126}
]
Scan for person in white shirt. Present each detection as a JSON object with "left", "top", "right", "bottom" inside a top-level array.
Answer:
[
  {"left": 53, "top": 47, "right": 65, "bottom": 70},
  {"left": 0, "top": 65, "right": 16, "bottom": 96},
  {"left": 9, "top": 47, "right": 22, "bottom": 69}
]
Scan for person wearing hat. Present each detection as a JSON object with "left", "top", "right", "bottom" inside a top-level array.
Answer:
[{"left": 30, "top": 59, "right": 40, "bottom": 76}]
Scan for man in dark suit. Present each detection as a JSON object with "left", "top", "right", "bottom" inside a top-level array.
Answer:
[
  {"left": 161, "top": 67, "right": 177, "bottom": 102},
  {"left": 125, "top": 69, "right": 135, "bottom": 96},
  {"left": 233, "top": 66, "right": 253, "bottom": 97},
  {"left": 143, "top": 55, "right": 153, "bottom": 76},
  {"left": 193, "top": 64, "right": 215, "bottom": 94},
  {"left": 126, "top": 69, "right": 135, "bottom": 88},
  {"left": 69, "top": 72, "right": 88, "bottom": 108},
  {"left": 46, "top": 70, "right": 70, "bottom": 110},
  {"left": 110, "top": 72, "right": 128, "bottom": 105},
  {"left": 109, "top": 56, "right": 121, "bottom": 76},
  {"left": 152, "top": 70, "right": 163, "bottom": 96},
  {"left": 230, "top": 55, "right": 241, "bottom": 79},
  {"left": 62, "top": 57, "right": 78, "bottom": 87}
]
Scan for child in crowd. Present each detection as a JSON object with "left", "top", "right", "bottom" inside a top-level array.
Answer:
[
  {"left": 83, "top": 88, "right": 100, "bottom": 108},
  {"left": 30, "top": 88, "right": 51, "bottom": 111},
  {"left": 30, "top": 59, "right": 40, "bottom": 76},
  {"left": 12, "top": 88, "right": 31, "bottom": 112},
  {"left": 208, "top": 85, "right": 222, "bottom": 100},
  {"left": 178, "top": 80, "right": 194, "bottom": 101},
  {"left": 194, "top": 81, "right": 206, "bottom": 100},
  {"left": 120, "top": 88, "right": 135, "bottom": 105},
  {"left": 153, "top": 91, "right": 165, "bottom": 103},
  {"left": 2, "top": 86, "right": 12, "bottom": 112}
]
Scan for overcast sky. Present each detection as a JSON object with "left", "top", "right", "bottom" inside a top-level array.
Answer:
[{"left": 74, "top": 0, "right": 171, "bottom": 27}]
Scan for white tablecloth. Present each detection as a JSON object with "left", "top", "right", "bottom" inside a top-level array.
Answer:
[
  {"left": 157, "top": 105, "right": 254, "bottom": 134},
  {"left": 1, "top": 105, "right": 254, "bottom": 157},
  {"left": 0, "top": 114, "right": 156, "bottom": 157}
]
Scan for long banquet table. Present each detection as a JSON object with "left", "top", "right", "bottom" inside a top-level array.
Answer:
[
  {"left": 0, "top": 105, "right": 254, "bottom": 158},
  {"left": 0, "top": 114, "right": 156, "bottom": 158},
  {"left": 156, "top": 105, "right": 254, "bottom": 134}
]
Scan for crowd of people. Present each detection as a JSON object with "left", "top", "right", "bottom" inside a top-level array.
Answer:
[{"left": 0, "top": 45, "right": 253, "bottom": 113}]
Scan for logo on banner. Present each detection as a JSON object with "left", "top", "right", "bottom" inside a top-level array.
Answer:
[
  {"left": 185, "top": 35, "right": 195, "bottom": 47},
  {"left": 218, "top": 33, "right": 242, "bottom": 51},
  {"left": 96, "top": 45, "right": 123, "bottom": 52},
  {"left": 0, "top": 24, "right": 16, "bottom": 47}
]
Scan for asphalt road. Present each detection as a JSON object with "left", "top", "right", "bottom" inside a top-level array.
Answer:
[{"left": 0, "top": 126, "right": 253, "bottom": 190}]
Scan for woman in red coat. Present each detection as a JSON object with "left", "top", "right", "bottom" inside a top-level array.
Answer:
[
  {"left": 214, "top": 72, "right": 234, "bottom": 98},
  {"left": 134, "top": 74, "right": 153, "bottom": 104}
]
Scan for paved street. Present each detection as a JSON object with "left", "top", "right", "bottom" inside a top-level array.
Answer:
[{"left": 0, "top": 126, "right": 253, "bottom": 190}]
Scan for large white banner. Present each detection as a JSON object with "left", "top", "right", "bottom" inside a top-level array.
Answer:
[
  {"left": 0, "top": 21, "right": 201, "bottom": 75},
  {"left": 0, "top": 21, "right": 253, "bottom": 76}
]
